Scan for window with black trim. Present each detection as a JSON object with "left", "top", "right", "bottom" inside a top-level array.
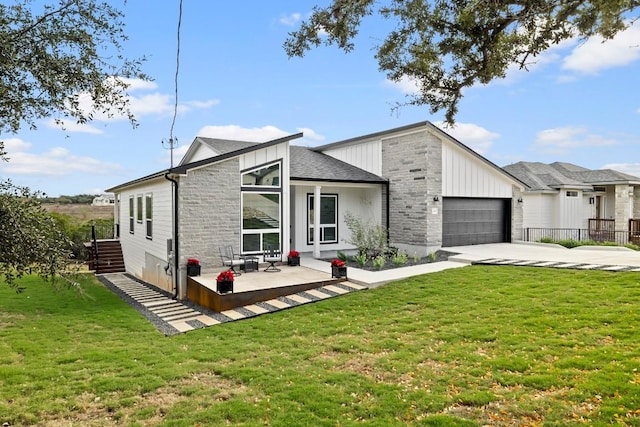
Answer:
[
  {"left": 566, "top": 191, "right": 578, "bottom": 197},
  {"left": 136, "top": 195, "right": 143, "bottom": 223},
  {"left": 145, "top": 193, "right": 152, "bottom": 239},
  {"left": 129, "top": 196, "right": 134, "bottom": 234},
  {"left": 241, "top": 161, "right": 282, "bottom": 254},
  {"left": 307, "top": 194, "right": 338, "bottom": 244}
]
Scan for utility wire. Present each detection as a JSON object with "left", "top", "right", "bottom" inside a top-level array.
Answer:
[{"left": 168, "top": 0, "right": 183, "bottom": 167}]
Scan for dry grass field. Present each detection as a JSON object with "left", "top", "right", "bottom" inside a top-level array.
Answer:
[{"left": 42, "top": 203, "right": 113, "bottom": 221}]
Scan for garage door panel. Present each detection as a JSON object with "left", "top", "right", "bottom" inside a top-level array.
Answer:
[{"left": 442, "top": 198, "right": 510, "bottom": 247}]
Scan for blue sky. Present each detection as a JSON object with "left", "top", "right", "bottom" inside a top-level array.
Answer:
[{"left": 2, "top": 1, "right": 640, "bottom": 197}]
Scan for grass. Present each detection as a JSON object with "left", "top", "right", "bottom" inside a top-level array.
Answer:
[{"left": 1, "top": 266, "right": 640, "bottom": 426}]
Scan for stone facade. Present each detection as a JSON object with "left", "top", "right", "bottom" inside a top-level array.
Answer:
[
  {"left": 511, "top": 185, "right": 524, "bottom": 241},
  {"left": 381, "top": 130, "right": 442, "bottom": 255},
  {"left": 615, "top": 184, "right": 631, "bottom": 232},
  {"left": 179, "top": 158, "right": 241, "bottom": 273}
]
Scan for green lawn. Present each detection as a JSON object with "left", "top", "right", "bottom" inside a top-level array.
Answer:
[{"left": 1, "top": 266, "right": 639, "bottom": 426}]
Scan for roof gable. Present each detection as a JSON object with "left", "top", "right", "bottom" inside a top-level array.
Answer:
[{"left": 290, "top": 146, "right": 386, "bottom": 183}]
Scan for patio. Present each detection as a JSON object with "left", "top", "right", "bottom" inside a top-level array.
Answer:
[{"left": 186, "top": 264, "right": 346, "bottom": 311}]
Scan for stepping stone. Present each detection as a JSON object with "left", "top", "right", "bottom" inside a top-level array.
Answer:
[
  {"left": 554, "top": 263, "right": 579, "bottom": 269},
  {"left": 196, "top": 315, "right": 220, "bottom": 326},
  {"left": 577, "top": 264, "right": 603, "bottom": 269},
  {"left": 169, "top": 321, "right": 194, "bottom": 333},
  {"left": 306, "top": 289, "right": 332, "bottom": 299},
  {"left": 324, "top": 285, "right": 349, "bottom": 295},
  {"left": 163, "top": 311, "right": 199, "bottom": 321},
  {"left": 344, "top": 282, "right": 367, "bottom": 290},
  {"left": 142, "top": 299, "right": 173, "bottom": 307},
  {"left": 601, "top": 265, "right": 627, "bottom": 271},
  {"left": 626, "top": 268, "right": 640, "bottom": 272},
  {"left": 533, "top": 261, "right": 557, "bottom": 267},
  {"left": 243, "top": 304, "right": 269, "bottom": 315},
  {"left": 221, "top": 309, "right": 246, "bottom": 320},
  {"left": 264, "top": 299, "right": 291, "bottom": 309},
  {"left": 287, "top": 294, "right": 312, "bottom": 304}
]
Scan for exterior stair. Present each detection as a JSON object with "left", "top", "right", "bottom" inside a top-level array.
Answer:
[{"left": 86, "top": 239, "right": 126, "bottom": 274}]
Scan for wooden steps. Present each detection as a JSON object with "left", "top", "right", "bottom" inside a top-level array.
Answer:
[{"left": 86, "top": 239, "right": 125, "bottom": 274}]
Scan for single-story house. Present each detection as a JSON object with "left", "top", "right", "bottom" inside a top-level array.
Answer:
[
  {"left": 503, "top": 161, "right": 640, "bottom": 237},
  {"left": 106, "top": 121, "right": 525, "bottom": 297}
]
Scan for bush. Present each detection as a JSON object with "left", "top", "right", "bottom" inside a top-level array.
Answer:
[
  {"left": 372, "top": 255, "right": 386, "bottom": 270},
  {"left": 343, "top": 212, "right": 388, "bottom": 258},
  {"left": 391, "top": 251, "right": 408, "bottom": 266},
  {"left": 354, "top": 253, "right": 368, "bottom": 266}
]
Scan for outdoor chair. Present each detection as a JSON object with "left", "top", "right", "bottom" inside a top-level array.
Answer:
[
  {"left": 263, "top": 245, "right": 281, "bottom": 272},
  {"left": 219, "top": 245, "right": 245, "bottom": 276}
]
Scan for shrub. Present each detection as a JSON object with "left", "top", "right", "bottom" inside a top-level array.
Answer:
[
  {"left": 343, "top": 212, "right": 388, "bottom": 259},
  {"left": 539, "top": 237, "right": 554, "bottom": 243},
  {"left": 556, "top": 239, "right": 580, "bottom": 248},
  {"left": 336, "top": 250, "right": 348, "bottom": 262},
  {"left": 372, "top": 255, "right": 385, "bottom": 270},
  {"left": 354, "top": 253, "right": 368, "bottom": 266},
  {"left": 391, "top": 251, "right": 408, "bottom": 266},
  {"left": 427, "top": 252, "right": 437, "bottom": 262}
]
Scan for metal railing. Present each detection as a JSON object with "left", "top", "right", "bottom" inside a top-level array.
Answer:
[{"left": 524, "top": 226, "right": 636, "bottom": 246}]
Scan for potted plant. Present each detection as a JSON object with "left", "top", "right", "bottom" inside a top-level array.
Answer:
[
  {"left": 331, "top": 259, "right": 347, "bottom": 278},
  {"left": 216, "top": 270, "right": 234, "bottom": 294},
  {"left": 287, "top": 250, "right": 300, "bottom": 266},
  {"left": 187, "top": 258, "right": 201, "bottom": 276}
]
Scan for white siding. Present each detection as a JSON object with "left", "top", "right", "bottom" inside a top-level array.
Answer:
[
  {"left": 321, "top": 140, "right": 382, "bottom": 176},
  {"left": 182, "top": 143, "right": 217, "bottom": 164},
  {"left": 441, "top": 141, "right": 513, "bottom": 197},
  {"left": 291, "top": 183, "right": 382, "bottom": 253},
  {"left": 558, "top": 190, "right": 583, "bottom": 228},
  {"left": 116, "top": 177, "right": 173, "bottom": 289}
]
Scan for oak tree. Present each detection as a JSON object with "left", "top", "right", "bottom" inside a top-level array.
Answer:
[{"left": 284, "top": 0, "right": 639, "bottom": 123}]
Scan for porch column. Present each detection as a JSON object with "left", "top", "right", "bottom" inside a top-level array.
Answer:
[{"left": 313, "top": 185, "right": 321, "bottom": 258}]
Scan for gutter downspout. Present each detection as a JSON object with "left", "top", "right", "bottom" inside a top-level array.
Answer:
[
  {"left": 164, "top": 172, "right": 179, "bottom": 299},
  {"left": 385, "top": 180, "right": 390, "bottom": 245}
]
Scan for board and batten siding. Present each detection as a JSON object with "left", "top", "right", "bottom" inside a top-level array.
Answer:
[
  {"left": 116, "top": 177, "right": 173, "bottom": 291},
  {"left": 522, "top": 193, "right": 555, "bottom": 229},
  {"left": 441, "top": 142, "right": 513, "bottom": 198},
  {"left": 320, "top": 139, "right": 382, "bottom": 176},
  {"left": 291, "top": 183, "right": 382, "bottom": 254}
]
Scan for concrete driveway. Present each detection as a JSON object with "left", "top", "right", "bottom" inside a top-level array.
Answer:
[{"left": 448, "top": 242, "right": 640, "bottom": 267}]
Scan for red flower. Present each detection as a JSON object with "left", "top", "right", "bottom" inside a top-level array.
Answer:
[
  {"left": 331, "top": 259, "right": 345, "bottom": 267},
  {"left": 288, "top": 250, "right": 300, "bottom": 258},
  {"left": 187, "top": 258, "right": 200, "bottom": 266},
  {"left": 217, "top": 271, "right": 234, "bottom": 282}
]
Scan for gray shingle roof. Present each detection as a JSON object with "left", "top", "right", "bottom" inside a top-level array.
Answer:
[
  {"left": 195, "top": 137, "right": 257, "bottom": 155},
  {"left": 290, "top": 146, "right": 386, "bottom": 183},
  {"left": 503, "top": 161, "right": 640, "bottom": 191}
]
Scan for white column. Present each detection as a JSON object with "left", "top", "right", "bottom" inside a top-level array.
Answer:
[{"left": 313, "top": 185, "right": 321, "bottom": 258}]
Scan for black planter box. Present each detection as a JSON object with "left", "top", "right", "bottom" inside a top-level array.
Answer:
[
  {"left": 287, "top": 256, "right": 300, "bottom": 266},
  {"left": 331, "top": 265, "right": 347, "bottom": 278},
  {"left": 217, "top": 279, "right": 234, "bottom": 294},
  {"left": 187, "top": 264, "right": 201, "bottom": 277}
]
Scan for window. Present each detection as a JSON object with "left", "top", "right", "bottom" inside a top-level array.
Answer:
[
  {"left": 136, "top": 195, "right": 143, "bottom": 223},
  {"left": 566, "top": 191, "right": 578, "bottom": 197},
  {"left": 241, "top": 161, "right": 282, "bottom": 254},
  {"left": 128, "top": 196, "right": 134, "bottom": 234},
  {"left": 242, "top": 162, "right": 280, "bottom": 187},
  {"left": 307, "top": 194, "right": 338, "bottom": 244},
  {"left": 145, "top": 193, "right": 152, "bottom": 239},
  {"left": 241, "top": 192, "right": 280, "bottom": 253}
]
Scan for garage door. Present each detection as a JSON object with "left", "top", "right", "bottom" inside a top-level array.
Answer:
[{"left": 442, "top": 198, "right": 511, "bottom": 247}]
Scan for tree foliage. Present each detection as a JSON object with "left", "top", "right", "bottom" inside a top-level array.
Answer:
[
  {"left": 0, "top": 180, "right": 75, "bottom": 291},
  {"left": 0, "top": 0, "right": 149, "bottom": 157},
  {"left": 284, "top": 0, "right": 639, "bottom": 123}
]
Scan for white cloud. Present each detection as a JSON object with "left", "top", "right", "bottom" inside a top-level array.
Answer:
[
  {"left": 533, "top": 126, "right": 618, "bottom": 155},
  {"left": 434, "top": 121, "right": 499, "bottom": 154},
  {"left": 0, "top": 142, "right": 122, "bottom": 176},
  {"left": 296, "top": 127, "right": 325, "bottom": 142},
  {"left": 44, "top": 119, "right": 104, "bottom": 134},
  {"left": 196, "top": 125, "right": 292, "bottom": 142},
  {"left": 279, "top": 12, "right": 302, "bottom": 26},
  {"left": 562, "top": 24, "right": 640, "bottom": 74},
  {"left": 385, "top": 75, "right": 421, "bottom": 95},
  {"left": 600, "top": 162, "right": 640, "bottom": 178}
]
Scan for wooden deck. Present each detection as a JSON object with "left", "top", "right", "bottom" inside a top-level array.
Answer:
[{"left": 186, "top": 265, "right": 345, "bottom": 312}]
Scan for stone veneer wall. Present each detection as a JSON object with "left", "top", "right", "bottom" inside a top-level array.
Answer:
[
  {"left": 511, "top": 185, "right": 524, "bottom": 241},
  {"left": 381, "top": 130, "right": 442, "bottom": 253},
  {"left": 615, "top": 184, "right": 631, "bottom": 232},
  {"left": 634, "top": 187, "right": 640, "bottom": 219},
  {"left": 178, "top": 158, "right": 241, "bottom": 273}
]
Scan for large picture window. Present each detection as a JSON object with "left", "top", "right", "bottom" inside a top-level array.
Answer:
[
  {"left": 241, "top": 161, "right": 283, "bottom": 254},
  {"left": 307, "top": 194, "right": 338, "bottom": 244}
]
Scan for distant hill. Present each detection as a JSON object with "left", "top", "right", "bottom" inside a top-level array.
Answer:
[{"left": 43, "top": 203, "right": 113, "bottom": 221}]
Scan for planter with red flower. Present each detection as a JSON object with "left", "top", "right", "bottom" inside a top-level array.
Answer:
[
  {"left": 216, "top": 270, "right": 234, "bottom": 294},
  {"left": 287, "top": 250, "right": 300, "bottom": 266},
  {"left": 331, "top": 259, "right": 347, "bottom": 278},
  {"left": 186, "top": 258, "right": 201, "bottom": 277}
]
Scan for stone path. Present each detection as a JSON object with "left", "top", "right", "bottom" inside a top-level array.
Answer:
[
  {"left": 98, "top": 273, "right": 366, "bottom": 336},
  {"left": 473, "top": 258, "right": 640, "bottom": 272}
]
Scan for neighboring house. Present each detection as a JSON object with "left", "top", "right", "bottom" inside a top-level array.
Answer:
[
  {"left": 91, "top": 194, "right": 115, "bottom": 206},
  {"left": 106, "top": 121, "right": 524, "bottom": 297},
  {"left": 503, "top": 161, "right": 640, "bottom": 238}
]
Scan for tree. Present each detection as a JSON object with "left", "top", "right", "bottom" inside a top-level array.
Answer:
[
  {"left": 0, "top": 180, "right": 74, "bottom": 291},
  {"left": 0, "top": 0, "right": 149, "bottom": 158},
  {"left": 284, "top": 0, "right": 639, "bottom": 123}
]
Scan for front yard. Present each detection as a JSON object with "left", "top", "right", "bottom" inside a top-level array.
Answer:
[{"left": 1, "top": 266, "right": 639, "bottom": 426}]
